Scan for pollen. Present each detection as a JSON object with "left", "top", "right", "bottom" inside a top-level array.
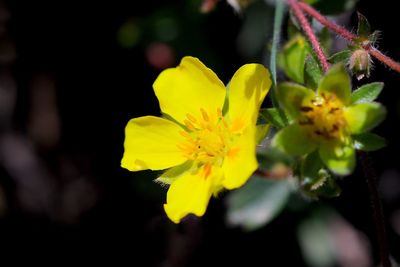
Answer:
[
  {"left": 178, "top": 108, "right": 235, "bottom": 165},
  {"left": 299, "top": 93, "right": 348, "bottom": 141}
]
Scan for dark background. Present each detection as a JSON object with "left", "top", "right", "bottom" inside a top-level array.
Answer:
[{"left": 0, "top": 0, "right": 399, "bottom": 265}]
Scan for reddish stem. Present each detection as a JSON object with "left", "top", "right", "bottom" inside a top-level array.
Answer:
[
  {"left": 298, "top": 1, "right": 356, "bottom": 42},
  {"left": 298, "top": 0, "right": 400, "bottom": 74},
  {"left": 366, "top": 46, "right": 400, "bottom": 73},
  {"left": 287, "top": 0, "right": 330, "bottom": 72}
]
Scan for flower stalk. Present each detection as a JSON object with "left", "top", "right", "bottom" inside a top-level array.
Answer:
[
  {"left": 287, "top": 0, "right": 330, "bottom": 73},
  {"left": 286, "top": 1, "right": 392, "bottom": 265},
  {"left": 298, "top": 0, "right": 400, "bottom": 74}
]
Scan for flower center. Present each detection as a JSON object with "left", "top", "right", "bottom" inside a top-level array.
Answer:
[
  {"left": 299, "top": 93, "right": 348, "bottom": 141},
  {"left": 178, "top": 108, "right": 235, "bottom": 166}
]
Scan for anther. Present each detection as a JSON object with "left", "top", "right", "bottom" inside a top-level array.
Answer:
[
  {"left": 300, "top": 106, "right": 314, "bottom": 112},
  {"left": 186, "top": 113, "right": 198, "bottom": 123},
  {"left": 200, "top": 108, "right": 209, "bottom": 121},
  {"left": 184, "top": 120, "right": 196, "bottom": 131}
]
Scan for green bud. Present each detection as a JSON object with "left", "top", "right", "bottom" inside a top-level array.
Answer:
[{"left": 349, "top": 49, "right": 371, "bottom": 80}]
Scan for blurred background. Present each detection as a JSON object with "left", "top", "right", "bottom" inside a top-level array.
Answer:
[{"left": 0, "top": 0, "right": 399, "bottom": 265}]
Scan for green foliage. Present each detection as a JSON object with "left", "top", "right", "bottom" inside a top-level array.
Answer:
[
  {"left": 357, "top": 12, "right": 371, "bottom": 38},
  {"left": 297, "top": 209, "right": 337, "bottom": 267},
  {"left": 351, "top": 82, "right": 384, "bottom": 104},
  {"left": 301, "top": 151, "right": 341, "bottom": 198},
  {"left": 277, "top": 82, "right": 313, "bottom": 119},
  {"left": 260, "top": 108, "right": 286, "bottom": 129},
  {"left": 328, "top": 50, "right": 351, "bottom": 64},
  {"left": 273, "top": 123, "right": 317, "bottom": 156},
  {"left": 304, "top": 54, "right": 323, "bottom": 89},
  {"left": 346, "top": 103, "right": 386, "bottom": 134},
  {"left": 317, "top": 64, "right": 351, "bottom": 104},
  {"left": 353, "top": 132, "right": 386, "bottom": 151},
  {"left": 278, "top": 35, "right": 308, "bottom": 84},
  {"left": 226, "top": 176, "right": 292, "bottom": 231}
]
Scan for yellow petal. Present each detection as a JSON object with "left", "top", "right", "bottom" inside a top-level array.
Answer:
[
  {"left": 222, "top": 125, "right": 258, "bottom": 190},
  {"left": 164, "top": 165, "right": 222, "bottom": 223},
  {"left": 227, "top": 64, "right": 271, "bottom": 133},
  {"left": 153, "top": 56, "right": 226, "bottom": 124},
  {"left": 121, "top": 116, "right": 187, "bottom": 171}
]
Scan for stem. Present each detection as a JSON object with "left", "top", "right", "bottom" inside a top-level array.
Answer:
[
  {"left": 269, "top": 0, "right": 288, "bottom": 125},
  {"left": 358, "top": 152, "right": 391, "bottom": 267},
  {"left": 366, "top": 46, "right": 400, "bottom": 73},
  {"left": 298, "top": 0, "right": 400, "bottom": 74},
  {"left": 298, "top": 1, "right": 356, "bottom": 42},
  {"left": 287, "top": 0, "right": 330, "bottom": 73}
]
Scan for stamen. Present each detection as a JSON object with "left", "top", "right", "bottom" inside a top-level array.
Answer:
[
  {"left": 217, "top": 108, "right": 223, "bottom": 118},
  {"left": 200, "top": 108, "right": 209, "bottom": 121},
  {"left": 184, "top": 119, "right": 196, "bottom": 131},
  {"left": 179, "top": 131, "right": 192, "bottom": 139},
  {"left": 186, "top": 113, "right": 198, "bottom": 123}
]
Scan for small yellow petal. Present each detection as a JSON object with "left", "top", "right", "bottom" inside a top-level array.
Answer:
[
  {"left": 164, "top": 165, "right": 222, "bottom": 223},
  {"left": 222, "top": 125, "right": 258, "bottom": 190},
  {"left": 121, "top": 116, "right": 187, "bottom": 171},
  {"left": 153, "top": 56, "right": 226, "bottom": 124},
  {"left": 227, "top": 64, "right": 271, "bottom": 132}
]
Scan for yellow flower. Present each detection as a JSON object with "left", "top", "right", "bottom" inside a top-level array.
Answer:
[{"left": 121, "top": 56, "right": 271, "bottom": 223}]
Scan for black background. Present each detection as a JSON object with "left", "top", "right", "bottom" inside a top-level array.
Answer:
[{"left": 1, "top": 0, "right": 399, "bottom": 265}]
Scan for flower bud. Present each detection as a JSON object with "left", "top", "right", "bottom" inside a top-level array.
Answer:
[{"left": 349, "top": 49, "right": 372, "bottom": 80}]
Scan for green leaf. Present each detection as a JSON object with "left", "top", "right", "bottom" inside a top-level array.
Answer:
[
  {"left": 260, "top": 108, "right": 286, "bottom": 129},
  {"left": 351, "top": 82, "right": 384, "bottom": 104},
  {"left": 297, "top": 209, "right": 337, "bottom": 267},
  {"left": 273, "top": 123, "right": 317, "bottom": 156},
  {"left": 319, "top": 27, "right": 332, "bottom": 54},
  {"left": 278, "top": 35, "right": 308, "bottom": 84},
  {"left": 319, "top": 143, "right": 355, "bottom": 176},
  {"left": 277, "top": 82, "right": 314, "bottom": 119},
  {"left": 328, "top": 50, "right": 351, "bottom": 64},
  {"left": 255, "top": 124, "right": 270, "bottom": 144},
  {"left": 304, "top": 54, "right": 323, "bottom": 89},
  {"left": 302, "top": 150, "right": 323, "bottom": 180},
  {"left": 226, "top": 176, "right": 292, "bottom": 231},
  {"left": 344, "top": 102, "right": 386, "bottom": 134},
  {"left": 318, "top": 64, "right": 351, "bottom": 105},
  {"left": 357, "top": 12, "right": 371, "bottom": 38},
  {"left": 301, "top": 151, "right": 341, "bottom": 198},
  {"left": 353, "top": 132, "right": 386, "bottom": 151}
]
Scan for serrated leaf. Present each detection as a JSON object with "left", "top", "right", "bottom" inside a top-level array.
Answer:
[
  {"left": 353, "top": 132, "right": 386, "bottom": 151},
  {"left": 357, "top": 12, "right": 371, "bottom": 38},
  {"left": 278, "top": 35, "right": 308, "bottom": 84},
  {"left": 260, "top": 108, "right": 286, "bottom": 129},
  {"left": 328, "top": 50, "right": 351, "bottom": 64},
  {"left": 351, "top": 82, "right": 384, "bottom": 104},
  {"left": 226, "top": 176, "right": 292, "bottom": 231},
  {"left": 304, "top": 54, "right": 323, "bottom": 89}
]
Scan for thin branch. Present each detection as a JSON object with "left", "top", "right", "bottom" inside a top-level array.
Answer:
[
  {"left": 287, "top": 0, "right": 330, "bottom": 72},
  {"left": 366, "top": 46, "right": 400, "bottom": 73},
  {"left": 358, "top": 152, "right": 391, "bottom": 267},
  {"left": 298, "top": 1, "right": 356, "bottom": 42},
  {"left": 298, "top": 0, "right": 400, "bottom": 74}
]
